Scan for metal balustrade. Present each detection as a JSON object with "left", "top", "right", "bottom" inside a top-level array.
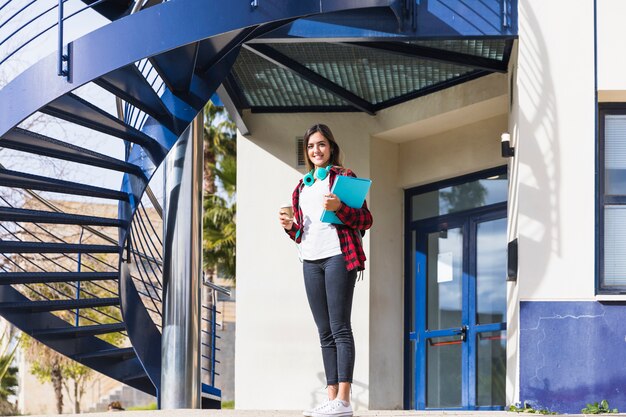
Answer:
[{"left": 0, "top": 189, "right": 125, "bottom": 334}]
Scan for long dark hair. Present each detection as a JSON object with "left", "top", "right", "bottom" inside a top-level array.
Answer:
[{"left": 302, "top": 123, "right": 343, "bottom": 171}]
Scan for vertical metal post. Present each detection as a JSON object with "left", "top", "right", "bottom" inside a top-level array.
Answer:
[
  {"left": 57, "top": 0, "right": 68, "bottom": 77},
  {"left": 502, "top": 0, "right": 509, "bottom": 28},
  {"left": 75, "top": 227, "right": 84, "bottom": 327},
  {"left": 211, "top": 291, "right": 217, "bottom": 387},
  {"left": 161, "top": 112, "right": 204, "bottom": 409},
  {"left": 57, "top": 0, "right": 63, "bottom": 76}
]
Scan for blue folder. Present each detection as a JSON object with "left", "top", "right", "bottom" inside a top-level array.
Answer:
[{"left": 321, "top": 176, "right": 372, "bottom": 224}]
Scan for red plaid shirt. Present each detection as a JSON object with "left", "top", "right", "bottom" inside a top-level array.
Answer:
[{"left": 285, "top": 166, "right": 373, "bottom": 271}]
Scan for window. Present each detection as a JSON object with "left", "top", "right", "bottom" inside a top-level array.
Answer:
[
  {"left": 598, "top": 105, "right": 626, "bottom": 293},
  {"left": 409, "top": 172, "right": 508, "bottom": 222}
]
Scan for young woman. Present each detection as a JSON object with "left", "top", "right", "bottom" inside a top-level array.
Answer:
[{"left": 279, "top": 124, "right": 373, "bottom": 417}]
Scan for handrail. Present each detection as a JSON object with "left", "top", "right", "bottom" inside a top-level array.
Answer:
[
  {"left": 0, "top": 0, "right": 38, "bottom": 32},
  {"left": 0, "top": 0, "right": 68, "bottom": 67},
  {"left": 144, "top": 185, "right": 162, "bottom": 218},
  {"left": 203, "top": 279, "right": 231, "bottom": 297},
  {"left": 0, "top": 0, "right": 157, "bottom": 75}
]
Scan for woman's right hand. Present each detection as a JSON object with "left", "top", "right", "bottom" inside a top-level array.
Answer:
[{"left": 279, "top": 212, "right": 294, "bottom": 230}]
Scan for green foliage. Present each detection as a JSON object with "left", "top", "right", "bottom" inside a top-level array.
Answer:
[
  {"left": 0, "top": 324, "right": 20, "bottom": 414},
  {"left": 127, "top": 402, "right": 157, "bottom": 410},
  {"left": 202, "top": 100, "right": 237, "bottom": 280},
  {"left": 508, "top": 401, "right": 558, "bottom": 414},
  {"left": 24, "top": 335, "right": 93, "bottom": 413},
  {"left": 203, "top": 195, "right": 236, "bottom": 279},
  {"left": 582, "top": 400, "right": 619, "bottom": 414},
  {"left": 222, "top": 400, "right": 235, "bottom": 409},
  {"left": 0, "top": 356, "right": 18, "bottom": 400},
  {"left": 0, "top": 326, "right": 20, "bottom": 386}
]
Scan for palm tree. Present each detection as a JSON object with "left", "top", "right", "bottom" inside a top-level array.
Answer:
[
  {"left": 202, "top": 100, "right": 236, "bottom": 281},
  {"left": 0, "top": 325, "right": 20, "bottom": 415},
  {"left": 0, "top": 356, "right": 18, "bottom": 416},
  {"left": 203, "top": 101, "right": 236, "bottom": 195},
  {"left": 0, "top": 356, "right": 17, "bottom": 400}
]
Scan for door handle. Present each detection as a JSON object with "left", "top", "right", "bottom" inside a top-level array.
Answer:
[{"left": 452, "top": 325, "right": 468, "bottom": 342}]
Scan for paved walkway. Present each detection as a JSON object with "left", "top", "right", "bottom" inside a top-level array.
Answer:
[{"left": 26, "top": 411, "right": 611, "bottom": 417}]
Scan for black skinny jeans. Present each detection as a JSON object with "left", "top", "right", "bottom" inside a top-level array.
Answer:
[{"left": 303, "top": 254, "right": 357, "bottom": 385}]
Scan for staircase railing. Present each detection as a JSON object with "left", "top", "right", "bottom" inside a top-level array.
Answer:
[
  {"left": 0, "top": 187, "right": 125, "bottom": 336},
  {"left": 114, "top": 45, "right": 229, "bottom": 394},
  {"left": 123, "top": 179, "right": 230, "bottom": 396},
  {"left": 0, "top": 0, "right": 165, "bottom": 83}
]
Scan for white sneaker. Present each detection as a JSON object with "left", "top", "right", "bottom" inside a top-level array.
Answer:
[
  {"left": 311, "top": 398, "right": 353, "bottom": 417},
  {"left": 303, "top": 399, "right": 330, "bottom": 417}
]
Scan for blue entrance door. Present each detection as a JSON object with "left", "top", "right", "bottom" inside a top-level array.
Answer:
[{"left": 412, "top": 203, "right": 507, "bottom": 410}]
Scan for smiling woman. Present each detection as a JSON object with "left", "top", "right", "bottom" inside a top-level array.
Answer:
[{"left": 278, "top": 123, "right": 373, "bottom": 417}]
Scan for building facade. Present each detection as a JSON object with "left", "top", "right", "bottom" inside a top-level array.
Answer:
[{"left": 235, "top": 0, "right": 626, "bottom": 413}]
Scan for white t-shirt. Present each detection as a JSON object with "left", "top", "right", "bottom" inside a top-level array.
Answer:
[{"left": 299, "top": 176, "right": 342, "bottom": 260}]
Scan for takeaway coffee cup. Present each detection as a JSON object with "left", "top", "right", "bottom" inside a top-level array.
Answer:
[{"left": 279, "top": 204, "right": 293, "bottom": 220}]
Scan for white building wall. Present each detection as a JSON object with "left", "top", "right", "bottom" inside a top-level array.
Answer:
[
  {"left": 506, "top": 42, "right": 521, "bottom": 407},
  {"left": 507, "top": 0, "right": 596, "bottom": 403},
  {"left": 368, "top": 137, "right": 403, "bottom": 409},
  {"left": 513, "top": 0, "right": 596, "bottom": 302},
  {"left": 597, "top": 0, "right": 626, "bottom": 94},
  {"left": 397, "top": 115, "right": 506, "bottom": 189}
]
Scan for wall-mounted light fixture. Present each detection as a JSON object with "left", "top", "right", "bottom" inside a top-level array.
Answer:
[{"left": 501, "top": 132, "right": 515, "bottom": 158}]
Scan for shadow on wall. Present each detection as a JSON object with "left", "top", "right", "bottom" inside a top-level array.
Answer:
[
  {"left": 310, "top": 373, "right": 368, "bottom": 410},
  {"left": 519, "top": 301, "right": 626, "bottom": 413},
  {"left": 511, "top": 1, "right": 562, "bottom": 411},
  {"left": 515, "top": 0, "right": 561, "bottom": 291}
]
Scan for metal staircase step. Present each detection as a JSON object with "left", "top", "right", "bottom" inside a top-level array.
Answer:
[
  {"left": 95, "top": 65, "right": 179, "bottom": 133},
  {"left": 0, "top": 297, "right": 120, "bottom": 313},
  {"left": 32, "top": 322, "right": 126, "bottom": 338},
  {"left": 1, "top": 128, "right": 144, "bottom": 177},
  {"left": 0, "top": 207, "right": 126, "bottom": 227},
  {"left": 40, "top": 93, "right": 165, "bottom": 160},
  {"left": 0, "top": 271, "right": 118, "bottom": 285},
  {"left": 80, "top": 0, "right": 134, "bottom": 21},
  {"left": 122, "top": 369, "right": 148, "bottom": 382},
  {"left": 150, "top": 42, "right": 200, "bottom": 94},
  {"left": 0, "top": 168, "right": 129, "bottom": 201},
  {"left": 0, "top": 241, "right": 120, "bottom": 254},
  {"left": 73, "top": 346, "right": 135, "bottom": 361}
]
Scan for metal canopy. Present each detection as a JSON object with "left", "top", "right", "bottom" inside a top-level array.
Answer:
[{"left": 228, "top": 38, "right": 513, "bottom": 114}]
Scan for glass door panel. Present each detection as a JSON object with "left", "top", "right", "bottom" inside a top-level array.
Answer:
[
  {"left": 427, "top": 336, "right": 463, "bottom": 408},
  {"left": 427, "top": 228, "right": 463, "bottom": 330},
  {"left": 476, "top": 331, "right": 506, "bottom": 406},
  {"left": 476, "top": 218, "right": 507, "bottom": 325}
]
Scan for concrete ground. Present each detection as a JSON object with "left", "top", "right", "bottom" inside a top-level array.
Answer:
[{"left": 25, "top": 411, "right": 613, "bottom": 417}]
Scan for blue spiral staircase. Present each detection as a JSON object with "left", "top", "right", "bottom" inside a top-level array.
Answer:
[{"left": 0, "top": 0, "right": 420, "bottom": 408}]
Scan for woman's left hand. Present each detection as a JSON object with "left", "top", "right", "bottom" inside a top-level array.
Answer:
[{"left": 324, "top": 193, "right": 342, "bottom": 211}]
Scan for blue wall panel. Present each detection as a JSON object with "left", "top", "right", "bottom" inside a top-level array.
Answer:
[{"left": 520, "top": 301, "right": 626, "bottom": 413}]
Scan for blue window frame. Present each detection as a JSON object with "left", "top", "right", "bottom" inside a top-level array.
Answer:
[{"left": 598, "top": 105, "right": 626, "bottom": 294}]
